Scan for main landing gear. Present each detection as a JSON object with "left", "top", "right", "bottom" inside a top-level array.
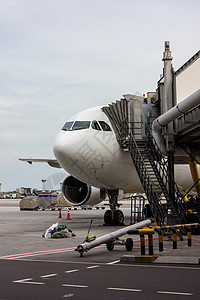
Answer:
[{"left": 104, "top": 189, "right": 125, "bottom": 226}]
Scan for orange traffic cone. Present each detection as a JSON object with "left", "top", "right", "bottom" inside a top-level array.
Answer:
[
  {"left": 66, "top": 208, "right": 71, "bottom": 220},
  {"left": 58, "top": 208, "right": 62, "bottom": 218}
]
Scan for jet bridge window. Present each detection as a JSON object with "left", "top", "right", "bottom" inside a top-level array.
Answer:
[
  {"left": 62, "top": 121, "right": 74, "bottom": 131},
  {"left": 91, "top": 120, "right": 101, "bottom": 131},
  {"left": 99, "top": 121, "right": 112, "bottom": 131},
  {"left": 72, "top": 121, "right": 90, "bottom": 130}
]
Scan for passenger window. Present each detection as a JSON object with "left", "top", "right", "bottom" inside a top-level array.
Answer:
[
  {"left": 62, "top": 121, "right": 74, "bottom": 131},
  {"left": 72, "top": 121, "right": 90, "bottom": 130},
  {"left": 99, "top": 121, "right": 112, "bottom": 131},
  {"left": 91, "top": 120, "right": 101, "bottom": 131}
]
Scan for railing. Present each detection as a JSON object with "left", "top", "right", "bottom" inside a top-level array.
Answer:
[
  {"left": 127, "top": 126, "right": 165, "bottom": 225},
  {"left": 120, "top": 120, "right": 187, "bottom": 225},
  {"left": 146, "top": 124, "right": 187, "bottom": 223}
]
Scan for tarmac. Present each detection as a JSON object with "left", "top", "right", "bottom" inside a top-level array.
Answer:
[{"left": 0, "top": 199, "right": 200, "bottom": 265}]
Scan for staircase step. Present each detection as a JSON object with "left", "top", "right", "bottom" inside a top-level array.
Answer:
[{"left": 129, "top": 128, "right": 186, "bottom": 225}]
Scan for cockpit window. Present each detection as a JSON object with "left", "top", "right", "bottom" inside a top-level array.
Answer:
[
  {"left": 91, "top": 120, "right": 101, "bottom": 131},
  {"left": 61, "top": 120, "right": 111, "bottom": 131},
  {"left": 99, "top": 121, "right": 112, "bottom": 131},
  {"left": 62, "top": 121, "right": 74, "bottom": 131},
  {"left": 72, "top": 121, "right": 90, "bottom": 130}
]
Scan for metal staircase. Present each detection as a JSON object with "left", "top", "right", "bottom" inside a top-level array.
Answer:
[
  {"left": 128, "top": 123, "right": 187, "bottom": 225},
  {"left": 102, "top": 96, "right": 188, "bottom": 226}
]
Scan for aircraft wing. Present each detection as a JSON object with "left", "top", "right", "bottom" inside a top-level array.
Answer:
[{"left": 19, "top": 158, "right": 62, "bottom": 168}]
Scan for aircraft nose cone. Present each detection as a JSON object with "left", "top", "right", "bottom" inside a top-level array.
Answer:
[
  {"left": 53, "top": 132, "right": 68, "bottom": 162},
  {"left": 53, "top": 130, "right": 82, "bottom": 170},
  {"left": 53, "top": 129, "right": 91, "bottom": 178}
]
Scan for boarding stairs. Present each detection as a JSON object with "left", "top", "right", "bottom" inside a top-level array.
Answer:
[
  {"left": 128, "top": 125, "right": 187, "bottom": 225},
  {"left": 102, "top": 96, "right": 187, "bottom": 226}
]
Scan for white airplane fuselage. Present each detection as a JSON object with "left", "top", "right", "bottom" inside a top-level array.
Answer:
[{"left": 53, "top": 106, "right": 197, "bottom": 193}]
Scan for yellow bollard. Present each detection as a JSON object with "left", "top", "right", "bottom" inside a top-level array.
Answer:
[{"left": 140, "top": 234, "right": 145, "bottom": 255}]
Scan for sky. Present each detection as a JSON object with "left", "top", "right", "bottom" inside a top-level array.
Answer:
[{"left": 0, "top": 0, "right": 199, "bottom": 192}]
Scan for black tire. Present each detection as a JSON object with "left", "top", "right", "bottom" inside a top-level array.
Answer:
[
  {"left": 113, "top": 210, "right": 124, "bottom": 226},
  {"left": 104, "top": 210, "right": 113, "bottom": 225},
  {"left": 106, "top": 241, "right": 114, "bottom": 251},
  {"left": 125, "top": 238, "right": 133, "bottom": 251}
]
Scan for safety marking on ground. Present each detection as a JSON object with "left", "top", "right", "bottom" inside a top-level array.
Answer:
[
  {"left": 65, "top": 269, "right": 79, "bottom": 273},
  {"left": 119, "top": 263, "right": 200, "bottom": 271},
  {"left": 62, "top": 284, "right": 88, "bottom": 288},
  {"left": 157, "top": 291, "right": 193, "bottom": 296},
  {"left": 13, "top": 278, "right": 45, "bottom": 285},
  {"left": 0, "top": 247, "right": 76, "bottom": 259},
  {"left": 40, "top": 273, "right": 58, "bottom": 278},
  {"left": 86, "top": 265, "right": 100, "bottom": 269},
  {"left": 0, "top": 244, "right": 107, "bottom": 260},
  {"left": 107, "top": 260, "right": 120, "bottom": 265},
  {"left": 107, "top": 287, "right": 142, "bottom": 292}
]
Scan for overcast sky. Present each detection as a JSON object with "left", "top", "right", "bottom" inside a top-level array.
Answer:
[{"left": 0, "top": 0, "right": 199, "bottom": 192}]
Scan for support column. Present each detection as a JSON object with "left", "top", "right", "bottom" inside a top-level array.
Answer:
[
  {"left": 140, "top": 234, "right": 145, "bottom": 255},
  {"left": 148, "top": 234, "right": 153, "bottom": 255},
  {"left": 168, "top": 151, "right": 175, "bottom": 201}
]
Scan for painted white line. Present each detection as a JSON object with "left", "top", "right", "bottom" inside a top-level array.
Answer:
[
  {"left": 40, "top": 273, "right": 58, "bottom": 278},
  {"left": 13, "top": 278, "right": 44, "bottom": 285},
  {"left": 65, "top": 269, "right": 79, "bottom": 273},
  {"left": 62, "top": 284, "right": 88, "bottom": 288},
  {"left": 107, "top": 260, "right": 120, "bottom": 265},
  {"left": 119, "top": 263, "right": 200, "bottom": 271},
  {"left": 13, "top": 278, "right": 32, "bottom": 283},
  {"left": 86, "top": 265, "right": 100, "bottom": 269},
  {"left": 157, "top": 291, "right": 193, "bottom": 296},
  {"left": 108, "top": 287, "right": 142, "bottom": 292}
]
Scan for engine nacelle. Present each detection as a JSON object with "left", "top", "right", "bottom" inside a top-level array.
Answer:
[{"left": 62, "top": 175, "right": 105, "bottom": 206}]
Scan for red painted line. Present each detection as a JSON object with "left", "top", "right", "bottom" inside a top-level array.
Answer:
[
  {"left": 0, "top": 244, "right": 107, "bottom": 260},
  {"left": 0, "top": 247, "right": 77, "bottom": 259}
]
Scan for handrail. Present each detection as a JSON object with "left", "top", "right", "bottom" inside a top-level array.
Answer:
[
  {"left": 146, "top": 123, "right": 187, "bottom": 221},
  {"left": 123, "top": 120, "right": 187, "bottom": 225},
  {"left": 127, "top": 124, "right": 165, "bottom": 225}
]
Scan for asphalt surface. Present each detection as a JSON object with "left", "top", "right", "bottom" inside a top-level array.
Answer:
[
  {"left": 0, "top": 200, "right": 200, "bottom": 263},
  {"left": 0, "top": 199, "right": 200, "bottom": 299},
  {"left": 1, "top": 259, "right": 200, "bottom": 300}
]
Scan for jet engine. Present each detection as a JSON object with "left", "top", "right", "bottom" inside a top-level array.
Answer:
[{"left": 62, "top": 175, "right": 105, "bottom": 206}]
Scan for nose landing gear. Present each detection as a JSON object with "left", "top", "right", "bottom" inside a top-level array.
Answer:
[
  {"left": 104, "top": 189, "right": 125, "bottom": 226},
  {"left": 104, "top": 209, "right": 125, "bottom": 226}
]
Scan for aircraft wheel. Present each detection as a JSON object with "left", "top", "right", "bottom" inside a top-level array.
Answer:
[
  {"left": 113, "top": 210, "right": 124, "bottom": 226},
  {"left": 104, "top": 210, "right": 113, "bottom": 225},
  {"left": 106, "top": 241, "right": 114, "bottom": 251},
  {"left": 125, "top": 238, "right": 133, "bottom": 251}
]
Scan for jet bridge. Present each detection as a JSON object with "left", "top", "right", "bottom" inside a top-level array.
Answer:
[{"left": 102, "top": 42, "right": 200, "bottom": 226}]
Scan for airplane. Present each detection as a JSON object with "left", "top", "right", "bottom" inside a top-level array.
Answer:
[{"left": 20, "top": 100, "right": 200, "bottom": 226}]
